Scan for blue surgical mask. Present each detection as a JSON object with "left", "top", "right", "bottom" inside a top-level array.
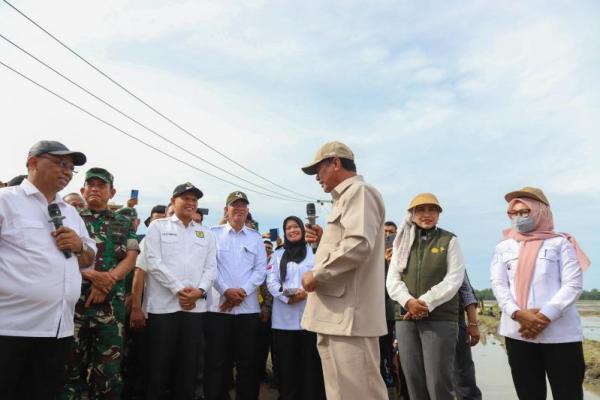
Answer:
[{"left": 511, "top": 216, "right": 535, "bottom": 233}]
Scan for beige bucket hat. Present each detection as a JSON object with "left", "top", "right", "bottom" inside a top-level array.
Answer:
[{"left": 407, "top": 193, "right": 442, "bottom": 211}]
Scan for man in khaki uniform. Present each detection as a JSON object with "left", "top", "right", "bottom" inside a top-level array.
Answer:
[{"left": 300, "top": 141, "right": 388, "bottom": 400}]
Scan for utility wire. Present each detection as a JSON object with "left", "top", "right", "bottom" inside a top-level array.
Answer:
[
  {"left": 0, "top": 33, "right": 312, "bottom": 203},
  {"left": 2, "top": 0, "right": 317, "bottom": 202},
  {"left": 0, "top": 59, "right": 309, "bottom": 203}
]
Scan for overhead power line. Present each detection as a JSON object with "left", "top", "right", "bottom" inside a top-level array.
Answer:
[
  {"left": 0, "top": 59, "right": 310, "bottom": 203},
  {"left": 2, "top": 0, "right": 316, "bottom": 202},
  {"left": 0, "top": 33, "right": 312, "bottom": 203}
]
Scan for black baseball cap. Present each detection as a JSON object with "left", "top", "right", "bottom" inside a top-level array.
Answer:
[
  {"left": 28, "top": 140, "right": 86, "bottom": 166},
  {"left": 144, "top": 204, "right": 167, "bottom": 227},
  {"left": 172, "top": 182, "right": 203, "bottom": 199},
  {"left": 7, "top": 174, "right": 27, "bottom": 187}
]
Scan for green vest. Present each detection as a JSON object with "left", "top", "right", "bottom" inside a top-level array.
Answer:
[{"left": 401, "top": 227, "right": 459, "bottom": 321}]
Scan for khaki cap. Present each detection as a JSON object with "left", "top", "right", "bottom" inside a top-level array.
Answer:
[
  {"left": 301, "top": 141, "right": 354, "bottom": 175},
  {"left": 407, "top": 193, "right": 443, "bottom": 212},
  {"left": 504, "top": 186, "right": 549, "bottom": 206}
]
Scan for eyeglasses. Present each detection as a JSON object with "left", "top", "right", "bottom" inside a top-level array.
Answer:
[
  {"left": 507, "top": 209, "right": 531, "bottom": 217},
  {"left": 36, "top": 155, "right": 78, "bottom": 174}
]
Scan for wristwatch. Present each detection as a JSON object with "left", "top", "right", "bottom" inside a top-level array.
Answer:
[{"left": 74, "top": 241, "right": 88, "bottom": 257}]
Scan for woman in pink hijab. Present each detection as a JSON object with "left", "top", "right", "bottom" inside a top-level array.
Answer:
[{"left": 490, "top": 187, "right": 590, "bottom": 400}]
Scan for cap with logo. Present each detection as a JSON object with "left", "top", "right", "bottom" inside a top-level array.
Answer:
[
  {"left": 172, "top": 182, "right": 203, "bottom": 199},
  {"left": 144, "top": 204, "right": 167, "bottom": 227},
  {"left": 504, "top": 186, "right": 550, "bottom": 206},
  {"left": 85, "top": 167, "right": 114, "bottom": 185},
  {"left": 226, "top": 191, "right": 249, "bottom": 206},
  {"left": 301, "top": 141, "right": 354, "bottom": 175},
  {"left": 407, "top": 193, "right": 443, "bottom": 212},
  {"left": 28, "top": 140, "right": 87, "bottom": 166}
]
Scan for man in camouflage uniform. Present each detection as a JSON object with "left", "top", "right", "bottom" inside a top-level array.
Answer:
[{"left": 61, "top": 168, "right": 139, "bottom": 400}]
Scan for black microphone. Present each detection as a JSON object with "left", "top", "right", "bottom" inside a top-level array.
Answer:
[
  {"left": 48, "top": 203, "right": 71, "bottom": 259},
  {"left": 306, "top": 203, "right": 318, "bottom": 251}
]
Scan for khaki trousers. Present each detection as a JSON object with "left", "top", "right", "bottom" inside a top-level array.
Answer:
[{"left": 316, "top": 334, "right": 388, "bottom": 400}]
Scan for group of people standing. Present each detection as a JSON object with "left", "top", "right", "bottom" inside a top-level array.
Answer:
[{"left": 0, "top": 139, "right": 591, "bottom": 400}]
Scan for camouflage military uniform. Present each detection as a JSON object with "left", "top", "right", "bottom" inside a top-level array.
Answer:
[{"left": 61, "top": 208, "right": 139, "bottom": 400}]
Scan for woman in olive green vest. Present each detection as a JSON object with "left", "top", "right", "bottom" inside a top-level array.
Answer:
[{"left": 386, "top": 193, "right": 465, "bottom": 400}]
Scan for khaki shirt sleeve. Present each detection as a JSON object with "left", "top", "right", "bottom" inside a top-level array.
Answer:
[{"left": 314, "top": 184, "right": 383, "bottom": 283}]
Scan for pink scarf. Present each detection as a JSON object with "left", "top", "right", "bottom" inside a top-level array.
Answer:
[{"left": 503, "top": 198, "right": 591, "bottom": 309}]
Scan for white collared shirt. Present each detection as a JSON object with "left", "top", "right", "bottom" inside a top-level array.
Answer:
[
  {"left": 490, "top": 236, "right": 583, "bottom": 343},
  {"left": 0, "top": 179, "right": 96, "bottom": 338},
  {"left": 136, "top": 237, "right": 148, "bottom": 271},
  {"left": 386, "top": 235, "right": 465, "bottom": 312},
  {"left": 267, "top": 245, "right": 314, "bottom": 330},
  {"left": 144, "top": 215, "right": 217, "bottom": 314},
  {"left": 207, "top": 223, "right": 267, "bottom": 314}
]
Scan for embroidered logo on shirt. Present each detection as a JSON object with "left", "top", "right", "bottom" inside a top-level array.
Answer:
[
  {"left": 196, "top": 231, "right": 204, "bottom": 238},
  {"left": 431, "top": 247, "right": 446, "bottom": 254}
]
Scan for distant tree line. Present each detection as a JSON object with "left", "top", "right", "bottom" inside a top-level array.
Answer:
[
  {"left": 475, "top": 288, "right": 600, "bottom": 301},
  {"left": 474, "top": 288, "right": 495, "bottom": 301}
]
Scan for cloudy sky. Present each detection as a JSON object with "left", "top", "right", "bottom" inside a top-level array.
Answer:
[{"left": 1, "top": 0, "right": 598, "bottom": 289}]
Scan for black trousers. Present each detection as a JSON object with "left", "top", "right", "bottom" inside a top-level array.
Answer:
[
  {"left": 256, "top": 318, "right": 272, "bottom": 382},
  {"left": 379, "top": 320, "right": 395, "bottom": 387},
  {"left": 121, "top": 328, "right": 147, "bottom": 400},
  {"left": 454, "top": 324, "right": 482, "bottom": 400},
  {"left": 271, "top": 329, "right": 326, "bottom": 400},
  {"left": 505, "top": 337, "right": 585, "bottom": 400},
  {"left": 146, "top": 312, "right": 205, "bottom": 400},
  {"left": 0, "top": 335, "right": 72, "bottom": 400},
  {"left": 204, "top": 312, "right": 260, "bottom": 400}
]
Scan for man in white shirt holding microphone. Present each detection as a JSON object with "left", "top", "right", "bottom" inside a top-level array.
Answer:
[{"left": 0, "top": 140, "right": 96, "bottom": 400}]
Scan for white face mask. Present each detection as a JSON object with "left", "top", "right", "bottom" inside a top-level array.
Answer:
[{"left": 511, "top": 216, "right": 536, "bottom": 233}]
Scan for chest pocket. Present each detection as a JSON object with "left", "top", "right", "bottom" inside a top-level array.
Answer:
[
  {"left": 10, "top": 218, "right": 49, "bottom": 250},
  {"left": 241, "top": 244, "right": 257, "bottom": 264},
  {"left": 106, "top": 220, "right": 129, "bottom": 245},
  {"left": 322, "top": 207, "right": 343, "bottom": 245},
  {"left": 501, "top": 252, "right": 519, "bottom": 279},
  {"left": 192, "top": 239, "right": 208, "bottom": 263},
  {"left": 536, "top": 247, "right": 560, "bottom": 276},
  {"left": 160, "top": 235, "right": 179, "bottom": 255}
]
